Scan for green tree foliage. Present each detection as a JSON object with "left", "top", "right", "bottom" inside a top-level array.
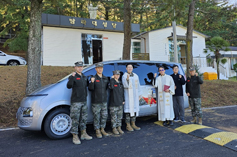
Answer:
[
  {"left": 194, "top": 0, "right": 237, "bottom": 46},
  {"left": 0, "top": 0, "right": 237, "bottom": 52},
  {"left": 0, "top": 0, "right": 30, "bottom": 52},
  {"left": 204, "top": 36, "right": 230, "bottom": 79}
]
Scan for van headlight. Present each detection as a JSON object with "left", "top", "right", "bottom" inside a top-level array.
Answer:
[{"left": 22, "top": 107, "right": 33, "bottom": 117}]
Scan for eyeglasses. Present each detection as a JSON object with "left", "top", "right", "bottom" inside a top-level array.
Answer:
[{"left": 159, "top": 69, "right": 165, "bottom": 71}]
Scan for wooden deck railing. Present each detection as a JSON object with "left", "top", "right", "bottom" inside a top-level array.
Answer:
[{"left": 132, "top": 53, "right": 149, "bottom": 60}]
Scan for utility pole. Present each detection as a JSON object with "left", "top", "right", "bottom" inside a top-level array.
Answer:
[
  {"left": 172, "top": 21, "right": 178, "bottom": 63},
  {"left": 172, "top": 6, "right": 178, "bottom": 63}
]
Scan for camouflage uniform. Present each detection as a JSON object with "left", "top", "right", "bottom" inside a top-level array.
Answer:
[
  {"left": 70, "top": 102, "right": 88, "bottom": 134},
  {"left": 67, "top": 63, "right": 89, "bottom": 135},
  {"left": 125, "top": 113, "right": 136, "bottom": 123},
  {"left": 186, "top": 68, "right": 203, "bottom": 120},
  {"left": 88, "top": 63, "right": 109, "bottom": 131},
  {"left": 110, "top": 106, "right": 123, "bottom": 128},
  {"left": 92, "top": 103, "right": 108, "bottom": 130},
  {"left": 189, "top": 98, "right": 202, "bottom": 118}
]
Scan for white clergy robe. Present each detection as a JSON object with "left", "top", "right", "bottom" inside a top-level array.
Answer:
[
  {"left": 122, "top": 72, "right": 141, "bottom": 116},
  {"left": 153, "top": 74, "right": 175, "bottom": 121}
]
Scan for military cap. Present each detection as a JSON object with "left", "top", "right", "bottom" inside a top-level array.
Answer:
[
  {"left": 113, "top": 70, "right": 120, "bottom": 75},
  {"left": 189, "top": 66, "right": 195, "bottom": 71},
  {"left": 75, "top": 61, "right": 83, "bottom": 67},
  {"left": 95, "top": 62, "right": 104, "bottom": 67}
]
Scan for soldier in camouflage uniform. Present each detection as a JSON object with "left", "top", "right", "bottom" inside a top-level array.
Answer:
[
  {"left": 67, "top": 61, "right": 92, "bottom": 145},
  {"left": 89, "top": 62, "right": 110, "bottom": 138},
  {"left": 186, "top": 66, "right": 203, "bottom": 125},
  {"left": 109, "top": 70, "right": 125, "bottom": 135}
]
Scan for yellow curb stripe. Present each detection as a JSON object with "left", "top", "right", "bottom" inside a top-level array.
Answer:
[
  {"left": 204, "top": 132, "right": 237, "bottom": 146},
  {"left": 154, "top": 120, "right": 237, "bottom": 151},
  {"left": 154, "top": 121, "right": 163, "bottom": 126},
  {"left": 175, "top": 124, "right": 210, "bottom": 134}
]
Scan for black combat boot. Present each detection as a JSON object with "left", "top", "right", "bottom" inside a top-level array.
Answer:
[{"left": 163, "top": 121, "right": 168, "bottom": 126}]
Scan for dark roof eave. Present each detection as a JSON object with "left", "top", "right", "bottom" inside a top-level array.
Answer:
[
  {"left": 132, "top": 25, "right": 210, "bottom": 39},
  {"left": 42, "top": 13, "right": 140, "bottom": 33},
  {"left": 210, "top": 54, "right": 237, "bottom": 58}
]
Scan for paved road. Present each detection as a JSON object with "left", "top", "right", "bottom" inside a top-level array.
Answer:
[
  {"left": 185, "top": 105, "right": 237, "bottom": 133},
  {"left": 1, "top": 107, "right": 237, "bottom": 157}
]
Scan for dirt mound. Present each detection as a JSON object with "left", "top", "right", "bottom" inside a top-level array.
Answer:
[
  {"left": 201, "top": 80, "right": 237, "bottom": 107},
  {"left": 0, "top": 66, "right": 72, "bottom": 128}
]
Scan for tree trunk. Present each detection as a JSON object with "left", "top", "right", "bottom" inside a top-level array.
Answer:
[
  {"left": 75, "top": 0, "right": 78, "bottom": 17},
  {"left": 217, "top": 60, "right": 220, "bottom": 80},
  {"left": 216, "top": 50, "right": 221, "bottom": 80},
  {"left": 26, "top": 0, "right": 43, "bottom": 95},
  {"left": 79, "top": 3, "right": 83, "bottom": 17},
  {"left": 186, "top": 0, "right": 196, "bottom": 77},
  {"left": 105, "top": 7, "right": 109, "bottom": 21},
  {"left": 113, "top": 8, "right": 117, "bottom": 21},
  {"left": 24, "top": 5, "right": 29, "bottom": 63},
  {"left": 139, "top": 11, "right": 143, "bottom": 25},
  {"left": 122, "top": 0, "right": 131, "bottom": 60}
]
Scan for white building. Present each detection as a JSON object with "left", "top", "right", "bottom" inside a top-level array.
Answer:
[
  {"left": 41, "top": 13, "right": 140, "bottom": 66},
  {"left": 131, "top": 25, "right": 209, "bottom": 71},
  {"left": 209, "top": 46, "right": 237, "bottom": 78}
]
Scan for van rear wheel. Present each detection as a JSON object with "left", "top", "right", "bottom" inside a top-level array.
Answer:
[{"left": 44, "top": 108, "right": 72, "bottom": 139}]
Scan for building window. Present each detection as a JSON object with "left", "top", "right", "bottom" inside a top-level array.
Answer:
[
  {"left": 117, "top": 62, "right": 157, "bottom": 85},
  {"left": 231, "top": 58, "right": 237, "bottom": 70},
  {"left": 169, "top": 39, "right": 186, "bottom": 63},
  {"left": 132, "top": 42, "right": 141, "bottom": 53}
]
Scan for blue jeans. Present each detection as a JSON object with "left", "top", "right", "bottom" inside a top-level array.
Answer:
[{"left": 172, "top": 96, "right": 185, "bottom": 120}]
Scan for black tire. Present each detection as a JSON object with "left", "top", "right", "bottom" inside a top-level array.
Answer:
[
  {"left": 44, "top": 108, "right": 72, "bottom": 139},
  {"left": 8, "top": 60, "right": 19, "bottom": 66}
]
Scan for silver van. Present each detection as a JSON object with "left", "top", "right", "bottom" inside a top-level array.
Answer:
[{"left": 16, "top": 60, "right": 188, "bottom": 139}]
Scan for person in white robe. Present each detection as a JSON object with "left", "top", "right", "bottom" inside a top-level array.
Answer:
[
  {"left": 122, "top": 64, "right": 141, "bottom": 131},
  {"left": 153, "top": 66, "right": 175, "bottom": 126}
]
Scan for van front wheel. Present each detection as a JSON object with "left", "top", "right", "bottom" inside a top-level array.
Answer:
[{"left": 44, "top": 108, "right": 72, "bottom": 139}]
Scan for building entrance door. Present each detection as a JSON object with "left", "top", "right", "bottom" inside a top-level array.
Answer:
[
  {"left": 92, "top": 40, "right": 102, "bottom": 64},
  {"left": 81, "top": 34, "right": 102, "bottom": 65}
]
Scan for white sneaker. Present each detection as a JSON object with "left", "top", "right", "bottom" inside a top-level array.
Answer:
[{"left": 174, "top": 119, "right": 180, "bottom": 122}]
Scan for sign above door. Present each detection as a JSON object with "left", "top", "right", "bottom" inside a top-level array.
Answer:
[{"left": 42, "top": 13, "right": 140, "bottom": 33}]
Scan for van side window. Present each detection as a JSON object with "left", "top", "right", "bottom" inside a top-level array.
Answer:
[
  {"left": 117, "top": 63, "right": 157, "bottom": 85},
  {"left": 156, "top": 63, "right": 174, "bottom": 75},
  {"left": 84, "top": 63, "right": 114, "bottom": 80},
  {"left": 102, "top": 64, "right": 114, "bottom": 78}
]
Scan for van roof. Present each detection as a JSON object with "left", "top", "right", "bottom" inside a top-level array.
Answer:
[
  {"left": 99, "top": 60, "right": 181, "bottom": 65},
  {"left": 83, "top": 60, "right": 183, "bottom": 72}
]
